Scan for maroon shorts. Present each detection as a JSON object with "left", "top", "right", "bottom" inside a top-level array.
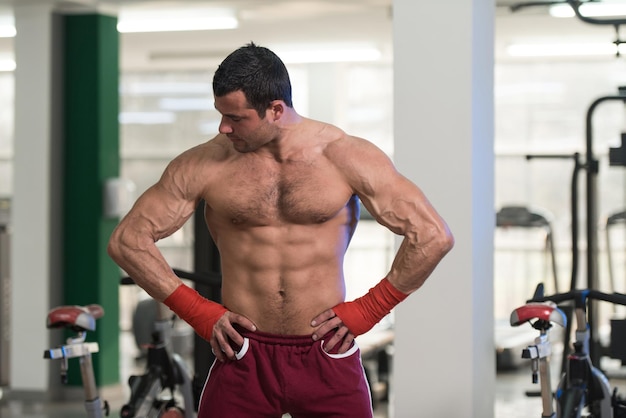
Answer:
[{"left": 197, "top": 329, "right": 373, "bottom": 417}]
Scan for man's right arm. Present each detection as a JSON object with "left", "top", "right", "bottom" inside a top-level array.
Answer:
[
  {"left": 107, "top": 180, "right": 194, "bottom": 301},
  {"left": 107, "top": 156, "right": 256, "bottom": 360}
]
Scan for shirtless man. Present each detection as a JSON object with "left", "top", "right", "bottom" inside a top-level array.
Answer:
[{"left": 107, "top": 43, "right": 454, "bottom": 417}]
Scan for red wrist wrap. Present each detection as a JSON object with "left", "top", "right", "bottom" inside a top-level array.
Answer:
[
  {"left": 332, "top": 278, "right": 408, "bottom": 336},
  {"left": 163, "top": 284, "right": 227, "bottom": 342}
]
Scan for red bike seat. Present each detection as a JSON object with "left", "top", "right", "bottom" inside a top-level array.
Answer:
[
  {"left": 510, "top": 302, "right": 566, "bottom": 328},
  {"left": 46, "top": 304, "right": 104, "bottom": 332}
]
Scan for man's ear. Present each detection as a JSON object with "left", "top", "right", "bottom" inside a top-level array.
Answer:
[{"left": 268, "top": 100, "right": 285, "bottom": 121}]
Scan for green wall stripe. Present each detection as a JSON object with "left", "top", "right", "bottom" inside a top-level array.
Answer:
[{"left": 63, "top": 13, "right": 120, "bottom": 386}]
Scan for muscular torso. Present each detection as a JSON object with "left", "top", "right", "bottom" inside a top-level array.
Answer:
[{"left": 200, "top": 128, "right": 360, "bottom": 335}]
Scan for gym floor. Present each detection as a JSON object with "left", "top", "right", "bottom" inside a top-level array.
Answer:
[
  {"left": 495, "top": 350, "right": 626, "bottom": 418},
  {"left": 2, "top": 332, "right": 626, "bottom": 418},
  {"left": 0, "top": 366, "right": 558, "bottom": 418}
]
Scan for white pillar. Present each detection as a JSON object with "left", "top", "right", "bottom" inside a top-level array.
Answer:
[
  {"left": 10, "top": 1, "right": 62, "bottom": 396},
  {"left": 391, "top": 1, "right": 495, "bottom": 417}
]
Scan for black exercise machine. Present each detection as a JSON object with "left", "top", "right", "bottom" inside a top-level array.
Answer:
[{"left": 494, "top": 205, "right": 560, "bottom": 370}]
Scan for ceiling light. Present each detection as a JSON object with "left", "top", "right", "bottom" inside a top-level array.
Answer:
[
  {"left": 0, "top": 15, "right": 15, "bottom": 37},
  {"left": 118, "top": 112, "right": 176, "bottom": 125},
  {"left": 117, "top": 17, "right": 237, "bottom": 33},
  {"left": 121, "top": 82, "right": 213, "bottom": 96},
  {"left": 550, "top": 2, "right": 626, "bottom": 18},
  {"left": 117, "top": 8, "right": 238, "bottom": 33},
  {"left": 506, "top": 42, "right": 625, "bottom": 57},
  {"left": 0, "top": 59, "right": 15, "bottom": 72},
  {"left": 159, "top": 98, "right": 213, "bottom": 111},
  {"left": 274, "top": 46, "right": 382, "bottom": 64},
  {"left": 0, "top": 25, "right": 15, "bottom": 38}
]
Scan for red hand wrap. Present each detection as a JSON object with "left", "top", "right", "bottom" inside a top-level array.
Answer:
[
  {"left": 163, "top": 284, "right": 227, "bottom": 342},
  {"left": 332, "top": 278, "right": 408, "bottom": 336}
]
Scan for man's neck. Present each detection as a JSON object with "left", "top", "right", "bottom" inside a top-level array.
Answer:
[{"left": 262, "top": 110, "right": 306, "bottom": 161}]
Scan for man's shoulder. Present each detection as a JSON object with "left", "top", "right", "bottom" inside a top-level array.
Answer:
[
  {"left": 320, "top": 128, "right": 379, "bottom": 158},
  {"left": 300, "top": 119, "right": 386, "bottom": 164},
  {"left": 164, "top": 137, "right": 232, "bottom": 184},
  {"left": 307, "top": 119, "right": 347, "bottom": 141},
  {"left": 178, "top": 135, "right": 232, "bottom": 162},
  {"left": 303, "top": 120, "right": 359, "bottom": 152}
]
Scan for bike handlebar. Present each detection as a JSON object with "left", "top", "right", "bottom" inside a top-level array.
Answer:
[
  {"left": 120, "top": 268, "right": 222, "bottom": 288},
  {"left": 528, "top": 287, "right": 626, "bottom": 310}
]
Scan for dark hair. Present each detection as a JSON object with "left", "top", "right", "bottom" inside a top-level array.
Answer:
[{"left": 213, "top": 42, "right": 293, "bottom": 118}]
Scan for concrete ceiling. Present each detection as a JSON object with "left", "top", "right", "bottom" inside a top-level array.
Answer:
[
  {"left": 0, "top": 1, "right": 624, "bottom": 70},
  {"left": 115, "top": 0, "right": 395, "bottom": 71},
  {"left": 495, "top": 2, "right": 624, "bottom": 63}
]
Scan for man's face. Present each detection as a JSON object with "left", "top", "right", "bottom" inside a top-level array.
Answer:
[{"left": 214, "top": 91, "right": 276, "bottom": 153}]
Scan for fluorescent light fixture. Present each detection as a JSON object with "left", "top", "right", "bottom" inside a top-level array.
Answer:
[
  {"left": 274, "top": 46, "right": 382, "bottom": 64},
  {"left": 121, "top": 82, "right": 213, "bottom": 96},
  {"left": 1, "top": 10, "right": 238, "bottom": 35},
  {"left": 118, "top": 17, "right": 237, "bottom": 33},
  {"left": 117, "top": 8, "right": 238, "bottom": 33},
  {"left": 119, "top": 111, "right": 176, "bottom": 125},
  {"left": 0, "top": 15, "right": 15, "bottom": 37},
  {"left": 506, "top": 42, "right": 626, "bottom": 57},
  {"left": 550, "top": 2, "right": 626, "bottom": 18},
  {"left": 496, "top": 81, "right": 565, "bottom": 97},
  {"left": 159, "top": 98, "right": 214, "bottom": 111},
  {"left": 0, "top": 25, "right": 15, "bottom": 38},
  {"left": 0, "top": 59, "right": 15, "bottom": 72}
]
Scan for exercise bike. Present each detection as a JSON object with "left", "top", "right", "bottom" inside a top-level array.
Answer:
[
  {"left": 511, "top": 283, "right": 626, "bottom": 418},
  {"left": 43, "top": 304, "right": 110, "bottom": 418},
  {"left": 119, "top": 275, "right": 195, "bottom": 418},
  {"left": 42, "top": 268, "right": 220, "bottom": 417},
  {"left": 119, "top": 268, "right": 223, "bottom": 418},
  {"left": 43, "top": 290, "right": 196, "bottom": 418}
]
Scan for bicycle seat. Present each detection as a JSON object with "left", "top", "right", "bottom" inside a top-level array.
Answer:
[
  {"left": 46, "top": 304, "right": 104, "bottom": 332},
  {"left": 510, "top": 302, "right": 566, "bottom": 328}
]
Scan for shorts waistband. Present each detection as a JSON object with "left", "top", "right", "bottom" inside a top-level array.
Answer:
[
  {"left": 236, "top": 327, "right": 355, "bottom": 355},
  {"left": 238, "top": 327, "right": 319, "bottom": 346}
]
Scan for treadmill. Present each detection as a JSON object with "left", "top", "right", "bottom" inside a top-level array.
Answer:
[{"left": 494, "top": 205, "right": 559, "bottom": 370}]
